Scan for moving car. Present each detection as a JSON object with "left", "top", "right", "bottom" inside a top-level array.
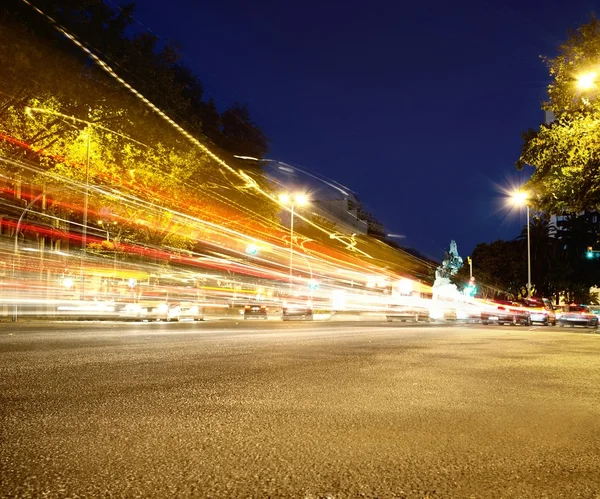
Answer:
[
  {"left": 170, "top": 302, "right": 204, "bottom": 321},
  {"left": 480, "top": 300, "right": 531, "bottom": 326},
  {"left": 557, "top": 304, "right": 598, "bottom": 328},
  {"left": 243, "top": 303, "right": 268, "bottom": 320},
  {"left": 516, "top": 298, "right": 556, "bottom": 326},
  {"left": 282, "top": 300, "right": 314, "bottom": 321},
  {"left": 386, "top": 304, "right": 431, "bottom": 323}
]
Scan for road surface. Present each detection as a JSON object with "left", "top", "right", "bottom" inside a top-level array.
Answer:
[{"left": 1, "top": 320, "right": 599, "bottom": 497}]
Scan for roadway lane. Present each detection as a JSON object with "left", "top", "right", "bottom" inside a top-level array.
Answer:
[{"left": 1, "top": 321, "right": 600, "bottom": 497}]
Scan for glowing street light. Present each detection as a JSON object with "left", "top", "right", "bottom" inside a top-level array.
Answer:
[
  {"left": 279, "top": 192, "right": 309, "bottom": 291},
  {"left": 576, "top": 71, "right": 597, "bottom": 91},
  {"left": 510, "top": 190, "right": 532, "bottom": 298}
]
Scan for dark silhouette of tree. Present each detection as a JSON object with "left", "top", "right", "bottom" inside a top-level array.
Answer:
[
  {"left": 219, "top": 102, "right": 269, "bottom": 159},
  {"left": 2, "top": 0, "right": 269, "bottom": 159},
  {"left": 452, "top": 240, "right": 525, "bottom": 299},
  {"left": 517, "top": 215, "right": 557, "bottom": 298}
]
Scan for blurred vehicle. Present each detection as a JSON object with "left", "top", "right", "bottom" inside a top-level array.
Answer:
[
  {"left": 456, "top": 302, "right": 483, "bottom": 323},
  {"left": 116, "top": 302, "right": 148, "bottom": 321},
  {"left": 481, "top": 300, "right": 531, "bottom": 326},
  {"left": 141, "top": 301, "right": 170, "bottom": 321},
  {"left": 56, "top": 299, "right": 119, "bottom": 320},
  {"left": 584, "top": 305, "right": 600, "bottom": 317},
  {"left": 386, "top": 304, "right": 430, "bottom": 322},
  {"left": 176, "top": 302, "right": 204, "bottom": 321},
  {"left": 282, "top": 300, "right": 313, "bottom": 321},
  {"left": 115, "top": 300, "right": 204, "bottom": 322},
  {"left": 243, "top": 303, "right": 268, "bottom": 320},
  {"left": 136, "top": 285, "right": 205, "bottom": 322},
  {"left": 516, "top": 298, "right": 556, "bottom": 326},
  {"left": 557, "top": 304, "right": 598, "bottom": 328}
]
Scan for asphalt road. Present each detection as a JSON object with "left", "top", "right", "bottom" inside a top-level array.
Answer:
[{"left": 1, "top": 320, "right": 600, "bottom": 498}]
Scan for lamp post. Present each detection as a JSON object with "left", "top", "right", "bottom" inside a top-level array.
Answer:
[
  {"left": 511, "top": 191, "right": 531, "bottom": 298},
  {"left": 278, "top": 193, "right": 308, "bottom": 292},
  {"left": 81, "top": 131, "right": 90, "bottom": 299},
  {"left": 97, "top": 219, "right": 118, "bottom": 241}
]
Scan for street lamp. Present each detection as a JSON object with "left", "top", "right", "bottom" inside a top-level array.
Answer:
[
  {"left": 511, "top": 190, "right": 532, "bottom": 298},
  {"left": 278, "top": 193, "right": 308, "bottom": 291},
  {"left": 576, "top": 71, "right": 597, "bottom": 91}
]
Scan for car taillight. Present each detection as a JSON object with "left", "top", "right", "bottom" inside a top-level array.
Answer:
[
  {"left": 260, "top": 305, "right": 267, "bottom": 310},
  {"left": 244, "top": 305, "right": 250, "bottom": 309}
]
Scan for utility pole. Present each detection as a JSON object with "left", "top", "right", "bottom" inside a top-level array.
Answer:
[{"left": 81, "top": 132, "right": 90, "bottom": 300}]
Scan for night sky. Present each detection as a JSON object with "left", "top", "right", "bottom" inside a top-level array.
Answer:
[{"left": 132, "top": 0, "right": 596, "bottom": 260}]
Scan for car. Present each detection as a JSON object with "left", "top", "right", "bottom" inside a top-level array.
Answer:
[
  {"left": 557, "top": 304, "right": 599, "bottom": 328},
  {"left": 243, "top": 303, "right": 268, "bottom": 320},
  {"left": 176, "top": 302, "right": 204, "bottom": 321},
  {"left": 480, "top": 300, "right": 531, "bottom": 326},
  {"left": 515, "top": 298, "right": 556, "bottom": 326},
  {"left": 282, "top": 300, "right": 314, "bottom": 321},
  {"left": 165, "top": 302, "right": 205, "bottom": 321},
  {"left": 386, "top": 304, "right": 431, "bottom": 322},
  {"left": 114, "top": 301, "right": 150, "bottom": 321},
  {"left": 456, "top": 303, "right": 484, "bottom": 323}
]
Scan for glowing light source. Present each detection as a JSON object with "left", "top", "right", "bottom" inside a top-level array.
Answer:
[
  {"left": 587, "top": 246, "right": 595, "bottom": 259},
  {"left": 509, "top": 189, "right": 531, "bottom": 298},
  {"left": 294, "top": 193, "right": 308, "bottom": 206},
  {"left": 577, "top": 71, "right": 597, "bottom": 90},
  {"left": 397, "top": 278, "right": 414, "bottom": 296},
  {"left": 278, "top": 193, "right": 308, "bottom": 206},
  {"left": 511, "top": 190, "right": 528, "bottom": 205}
]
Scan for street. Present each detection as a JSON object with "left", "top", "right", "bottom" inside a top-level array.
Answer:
[{"left": 1, "top": 321, "right": 600, "bottom": 498}]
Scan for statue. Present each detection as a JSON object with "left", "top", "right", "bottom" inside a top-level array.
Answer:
[
  {"left": 434, "top": 240, "right": 463, "bottom": 283},
  {"left": 431, "top": 240, "right": 469, "bottom": 320},
  {"left": 432, "top": 239, "right": 463, "bottom": 300}
]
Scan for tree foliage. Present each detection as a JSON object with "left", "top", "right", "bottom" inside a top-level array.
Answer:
[
  {"left": 517, "top": 16, "right": 600, "bottom": 214},
  {"left": 0, "top": 0, "right": 280, "bottom": 251},
  {"left": 455, "top": 214, "right": 600, "bottom": 303}
]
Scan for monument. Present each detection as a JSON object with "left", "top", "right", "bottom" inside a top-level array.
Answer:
[{"left": 431, "top": 240, "right": 464, "bottom": 318}]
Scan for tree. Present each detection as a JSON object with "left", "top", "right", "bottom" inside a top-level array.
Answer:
[
  {"left": 552, "top": 212, "right": 600, "bottom": 301},
  {"left": 0, "top": 2, "right": 282, "bottom": 250},
  {"left": 451, "top": 240, "right": 526, "bottom": 299},
  {"left": 220, "top": 102, "right": 269, "bottom": 159},
  {"left": 516, "top": 215, "right": 558, "bottom": 298},
  {"left": 517, "top": 16, "right": 600, "bottom": 214}
]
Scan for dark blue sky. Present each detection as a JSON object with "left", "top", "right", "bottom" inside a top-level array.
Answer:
[{"left": 133, "top": 0, "right": 596, "bottom": 260}]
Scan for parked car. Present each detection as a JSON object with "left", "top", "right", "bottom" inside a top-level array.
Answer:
[
  {"left": 243, "top": 303, "right": 268, "bottom": 320},
  {"left": 386, "top": 304, "right": 431, "bottom": 322},
  {"left": 282, "top": 300, "right": 313, "bottom": 321},
  {"left": 516, "top": 298, "right": 556, "bottom": 326},
  {"left": 480, "top": 300, "right": 531, "bottom": 326},
  {"left": 557, "top": 304, "right": 598, "bottom": 328}
]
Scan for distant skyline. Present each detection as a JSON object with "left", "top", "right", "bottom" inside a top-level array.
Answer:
[{"left": 133, "top": 0, "right": 597, "bottom": 260}]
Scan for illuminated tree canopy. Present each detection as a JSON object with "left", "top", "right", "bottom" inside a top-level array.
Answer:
[{"left": 517, "top": 16, "right": 600, "bottom": 214}]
